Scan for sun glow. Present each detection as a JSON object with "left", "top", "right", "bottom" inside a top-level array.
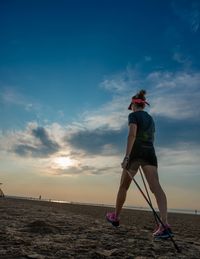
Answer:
[{"left": 53, "top": 156, "right": 77, "bottom": 169}]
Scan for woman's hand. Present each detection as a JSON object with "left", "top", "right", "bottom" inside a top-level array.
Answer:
[{"left": 121, "top": 156, "right": 129, "bottom": 169}]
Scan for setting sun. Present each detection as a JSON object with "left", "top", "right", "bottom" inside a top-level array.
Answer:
[{"left": 53, "top": 156, "right": 77, "bottom": 169}]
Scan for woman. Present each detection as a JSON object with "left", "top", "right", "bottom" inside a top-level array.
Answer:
[{"left": 106, "top": 90, "right": 173, "bottom": 239}]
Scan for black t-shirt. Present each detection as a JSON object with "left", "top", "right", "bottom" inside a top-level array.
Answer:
[{"left": 128, "top": 110, "right": 155, "bottom": 145}]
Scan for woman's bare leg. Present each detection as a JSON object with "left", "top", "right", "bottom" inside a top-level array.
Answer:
[
  {"left": 142, "top": 165, "right": 168, "bottom": 224},
  {"left": 115, "top": 169, "right": 137, "bottom": 218}
]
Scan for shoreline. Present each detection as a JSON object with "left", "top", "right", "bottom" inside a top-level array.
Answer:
[{"left": 4, "top": 194, "right": 200, "bottom": 216}]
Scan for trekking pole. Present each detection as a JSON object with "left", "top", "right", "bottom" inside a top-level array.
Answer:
[
  {"left": 126, "top": 169, "right": 181, "bottom": 253},
  {"left": 138, "top": 166, "right": 159, "bottom": 226}
]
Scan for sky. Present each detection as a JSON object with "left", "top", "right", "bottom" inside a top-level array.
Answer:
[{"left": 0, "top": 0, "right": 200, "bottom": 210}]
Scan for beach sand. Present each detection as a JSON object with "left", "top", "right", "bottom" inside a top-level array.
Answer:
[{"left": 0, "top": 198, "right": 200, "bottom": 258}]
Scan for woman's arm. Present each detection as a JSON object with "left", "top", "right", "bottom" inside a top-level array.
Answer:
[
  {"left": 125, "top": 123, "right": 137, "bottom": 157},
  {"left": 122, "top": 123, "right": 137, "bottom": 169}
]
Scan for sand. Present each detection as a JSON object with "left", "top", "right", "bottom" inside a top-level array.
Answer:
[{"left": 0, "top": 198, "right": 200, "bottom": 258}]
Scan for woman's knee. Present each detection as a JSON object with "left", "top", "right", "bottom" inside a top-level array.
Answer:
[
  {"left": 149, "top": 181, "right": 162, "bottom": 194},
  {"left": 142, "top": 166, "right": 160, "bottom": 193},
  {"left": 119, "top": 170, "right": 132, "bottom": 190},
  {"left": 119, "top": 180, "right": 131, "bottom": 191}
]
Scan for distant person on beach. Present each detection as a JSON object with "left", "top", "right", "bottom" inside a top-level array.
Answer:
[
  {"left": 0, "top": 183, "right": 5, "bottom": 198},
  {"left": 106, "top": 90, "right": 173, "bottom": 239}
]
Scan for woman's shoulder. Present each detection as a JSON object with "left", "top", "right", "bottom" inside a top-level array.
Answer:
[
  {"left": 128, "top": 112, "right": 138, "bottom": 124},
  {"left": 135, "top": 110, "right": 154, "bottom": 122},
  {"left": 141, "top": 110, "right": 152, "bottom": 117},
  {"left": 128, "top": 110, "right": 152, "bottom": 119}
]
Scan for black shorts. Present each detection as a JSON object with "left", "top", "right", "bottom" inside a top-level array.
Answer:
[{"left": 127, "top": 144, "right": 158, "bottom": 171}]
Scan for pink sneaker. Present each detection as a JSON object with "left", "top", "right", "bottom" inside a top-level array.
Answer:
[
  {"left": 153, "top": 224, "right": 174, "bottom": 239},
  {"left": 106, "top": 212, "right": 120, "bottom": 227}
]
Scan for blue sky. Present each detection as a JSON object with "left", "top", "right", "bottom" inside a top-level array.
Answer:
[{"left": 0, "top": 0, "right": 200, "bottom": 210}]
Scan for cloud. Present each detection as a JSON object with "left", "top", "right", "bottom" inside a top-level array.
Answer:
[
  {"left": 0, "top": 120, "right": 123, "bottom": 176},
  {"left": 98, "top": 69, "right": 200, "bottom": 120},
  {"left": 67, "top": 126, "right": 126, "bottom": 156},
  {"left": 154, "top": 116, "right": 200, "bottom": 147},
  {"left": 100, "top": 65, "right": 139, "bottom": 94},
  {"left": 11, "top": 123, "right": 60, "bottom": 158},
  {"left": 157, "top": 143, "right": 200, "bottom": 173},
  {"left": 1, "top": 67, "right": 200, "bottom": 178},
  {"left": 146, "top": 71, "right": 200, "bottom": 119},
  {"left": 81, "top": 97, "right": 128, "bottom": 130},
  {"left": 172, "top": 1, "right": 200, "bottom": 33},
  {"left": 8, "top": 70, "right": 200, "bottom": 156},
  {"left": 172, "top": 51, "right": 192, "bottom": 67},
  {"left": 51, "top": 164, "right": 118, "bottom": 176},
  {"left": 191, "top": 8, "right": 200, "bottom": 32},
  {"left": 0, "top": 87, "right": 39, "bottom": 111}
]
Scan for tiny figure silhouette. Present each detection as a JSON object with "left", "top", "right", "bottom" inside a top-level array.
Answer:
[{"left": 0, "top": 183, "right": 5, "bottom": 198}]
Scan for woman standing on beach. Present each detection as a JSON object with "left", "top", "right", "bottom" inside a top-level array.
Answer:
[{"left": 106, "top": 90, "right": 173, "bottom": 239}]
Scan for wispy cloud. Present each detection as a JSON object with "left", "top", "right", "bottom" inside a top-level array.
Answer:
[
  {"left": 172, "top": 1, "right": 200, "bottom": 33},
  {"left": 98, "top": 69, "right": 200, "bottom": 120},
  {"left": 51, "top": 164, "right": 118, "bottom": 176},
  {"left": 0, "top": 87, "right": 39, "bottom": 111},
  {"left": 146, "top": 71, "right": 200, "bottom": 119},
  {"left": 81, "top": 96, "right": 129, "bottom": 130},
  {"left": 157, "top": 143, "right": 200, "bottom": 175},
  {"left": 172, "top": 50, "right": 192, "bottom": 67},
  {"left": 100, "top": 65, "right": 139, "bottom": 94}
]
